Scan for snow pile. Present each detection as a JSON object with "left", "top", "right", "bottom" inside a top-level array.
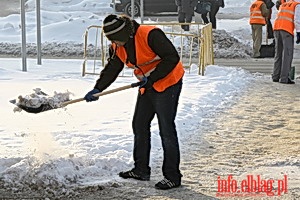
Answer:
[
  {"left": 213, "top": 29, "right": 252, "bottom": 58},
  {"left": 0, "top": 29, "right": 252, "bottom": 59},
  {"left": 0, "top": 156, "right": 97, "bottom": 198}
]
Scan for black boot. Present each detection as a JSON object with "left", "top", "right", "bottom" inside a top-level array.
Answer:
[{"left": 155, "top": 178, "right": 181, "bottom": 190}]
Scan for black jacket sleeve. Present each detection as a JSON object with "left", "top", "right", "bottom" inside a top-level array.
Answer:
[
  {"left": 94, "top": 46, "right": 124, "bottom": 91},
  {"left": 147, "top": 28, "right": 180, "bottom": 82}
]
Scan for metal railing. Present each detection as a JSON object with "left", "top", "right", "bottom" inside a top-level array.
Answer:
[{"left": 81, "top": 22, "right": 214, "bottom": 76}]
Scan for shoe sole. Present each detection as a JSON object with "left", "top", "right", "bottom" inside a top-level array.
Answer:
[
  {"left": 121, "top": 177, "right": 150, "bottom": 181},
  {"left": 279, "top": 82, "right": 295, "bottom": 84},
  {"left": 154, "top": 184, "right": 181, "bottom": 190},
  {"left": 119, "top": 174, "right": 150, "bottom": 181}
]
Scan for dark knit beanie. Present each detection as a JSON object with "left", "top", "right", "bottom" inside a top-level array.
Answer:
[{"left": 103, "top": 14, "right": 132, "bottom": 42}]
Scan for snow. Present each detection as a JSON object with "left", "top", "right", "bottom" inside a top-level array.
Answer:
[
  {"left": 0, "top": 0, "right": 256, "bottom": 59},
  {"left": 0, "top": 0, "right": 292, "bottom": 198},
  {"left": 0, "top": 58, "right": 255, "bottom": 196},
  {"left": 0, "top": 0, "right": 256, "bottom": 44}
]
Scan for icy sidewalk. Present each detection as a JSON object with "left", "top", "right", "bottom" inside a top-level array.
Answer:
[
  {"left": 73, "top": 77, "right": 300, "bottom": 200},
  {"left": 198, "top": 77, "right": 300, "bottom": 199}
]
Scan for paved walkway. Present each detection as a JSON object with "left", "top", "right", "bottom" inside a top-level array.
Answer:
[
  {"left": 196, "top": 77, "right": 300, "bottom": 199},
  {"left": 215, "top": 58, "right": 300, "bottom": 75}
]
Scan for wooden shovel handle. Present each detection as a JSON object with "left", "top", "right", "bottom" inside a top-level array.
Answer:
[{"left": 61, "top": 82, "right": 141, "bottom": 107}]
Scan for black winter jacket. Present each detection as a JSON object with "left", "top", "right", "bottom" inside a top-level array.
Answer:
[{"left": 94, "top": 21, "right": 180, "bottom": 92}]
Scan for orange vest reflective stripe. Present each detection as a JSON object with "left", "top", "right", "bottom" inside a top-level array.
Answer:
[
  {"left": 274, "top": 1, "right": 300, "bottom": 35},
  {"left": 250, "top": 0, "right": 267, "bottom": 25},
  {"left": 113, "top": 25, "right": 184, "bottom": 92}
]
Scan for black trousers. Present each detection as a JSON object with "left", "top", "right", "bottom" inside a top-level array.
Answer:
[
  {"left": 178, "top": 12, "right": 193, "bottom": 31},
  {"left": 132, "top": 80, "right": 182, "bottom": 183},
  {"left": 201, "top": 4, "right": 220, "bottom": 29}
]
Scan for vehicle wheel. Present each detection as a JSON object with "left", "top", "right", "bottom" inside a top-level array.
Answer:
[{"left": 124, "top": 2, "right": 140, "bottom": 17}]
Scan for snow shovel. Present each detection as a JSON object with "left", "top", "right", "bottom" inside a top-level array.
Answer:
[
  {"left": 10, "top": 82, "right": 142, "bottom": 114},
  {"left": 259, "top": 18, "right": 275, "bottom": 58}
]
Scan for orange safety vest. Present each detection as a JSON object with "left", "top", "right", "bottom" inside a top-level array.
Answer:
[
  {"left": 112, "top": 25, "right": 184, "bottom": 92},
  {"left": 274, "top": 1, "right": 300, "bottom": 35},
  {"left": 250, "top": 0, "right": 267, "bottom": 25}
]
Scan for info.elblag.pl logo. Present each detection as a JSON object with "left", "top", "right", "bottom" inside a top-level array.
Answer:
[{"left": 216, "top": 175, "right": 288, "bottom": 197}]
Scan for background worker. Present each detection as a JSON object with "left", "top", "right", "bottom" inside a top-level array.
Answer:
[
  {"left": 272, "top": 0, "right": 300, "bottom": 84},
  {"left": 249, "top": 0, "right": 270, "bottom": 58},
  {"left": 194, "top": 0, "right": 211, "bottom": 24},
  {"left": 201, "top": 0, "right": 225, "bottom": 29},
  {"left": 175, "top": 0, "right": 198, "bottom": 31}
]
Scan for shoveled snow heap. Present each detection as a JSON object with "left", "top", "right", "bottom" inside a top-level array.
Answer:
[{"left": 13, "top": 88, "right": 73, "bottom": 112}]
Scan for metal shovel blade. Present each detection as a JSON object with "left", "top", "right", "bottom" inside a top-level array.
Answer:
[
  {"left": 9, "top": 99, "right": 62, "bottom": 113},
  {"left": 10, "top": 82, "right": 141, "bottom": 114}
]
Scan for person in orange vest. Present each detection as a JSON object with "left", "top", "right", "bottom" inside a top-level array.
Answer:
[
  {"left": 84, "top": 14, "right": 184, "bottom": 189},
  {"left": 249, "top": 0, "right": 270, "bottom": 58},
  {"left": 272, "top": 0, "right": 300, "bottom": 84}
]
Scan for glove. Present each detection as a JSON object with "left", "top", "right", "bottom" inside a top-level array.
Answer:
[
  {"left": 296, "top": 32, "right": 300, "bottom": 44},
  {"left": 139, "top": 77, "right": 148, "bottom": 88},
  {"left": 138, "top": 77, "right": 154, "bottom": 95},
  {"left": 139, "top": 76, "right": 153, "bottom": 90},
  {"left": 84, "top": 88, "right": 100, "bottom": 102}
]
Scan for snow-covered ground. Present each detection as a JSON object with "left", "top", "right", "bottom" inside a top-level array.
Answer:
[
  {"left": 0, "top": 0, "right": 256, "bottom": 59},
  {"left": 0, "top": 58, "right": 254, "bottom": 197},
  {"left": 1, "top": 0, "right": 298, "bottom": 199}
]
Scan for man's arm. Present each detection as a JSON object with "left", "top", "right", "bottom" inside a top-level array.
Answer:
[
  {"left": 147, "top": 28, "right": 181, "bottom": 82},
  {"left": 94, "top": 46, "right": 124, "bottom": 91},
  {"left": 276, "top": 0, "right": 281, "bottom": 10},
  {"left": 295, "top": 4, "right": 300, "bottom": 32},
  {"left": 295, "top": 4, "right": 300, "bottom": 44},
  {"left": 261, "top": 3, "right": 270, "bottom": 18}
]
